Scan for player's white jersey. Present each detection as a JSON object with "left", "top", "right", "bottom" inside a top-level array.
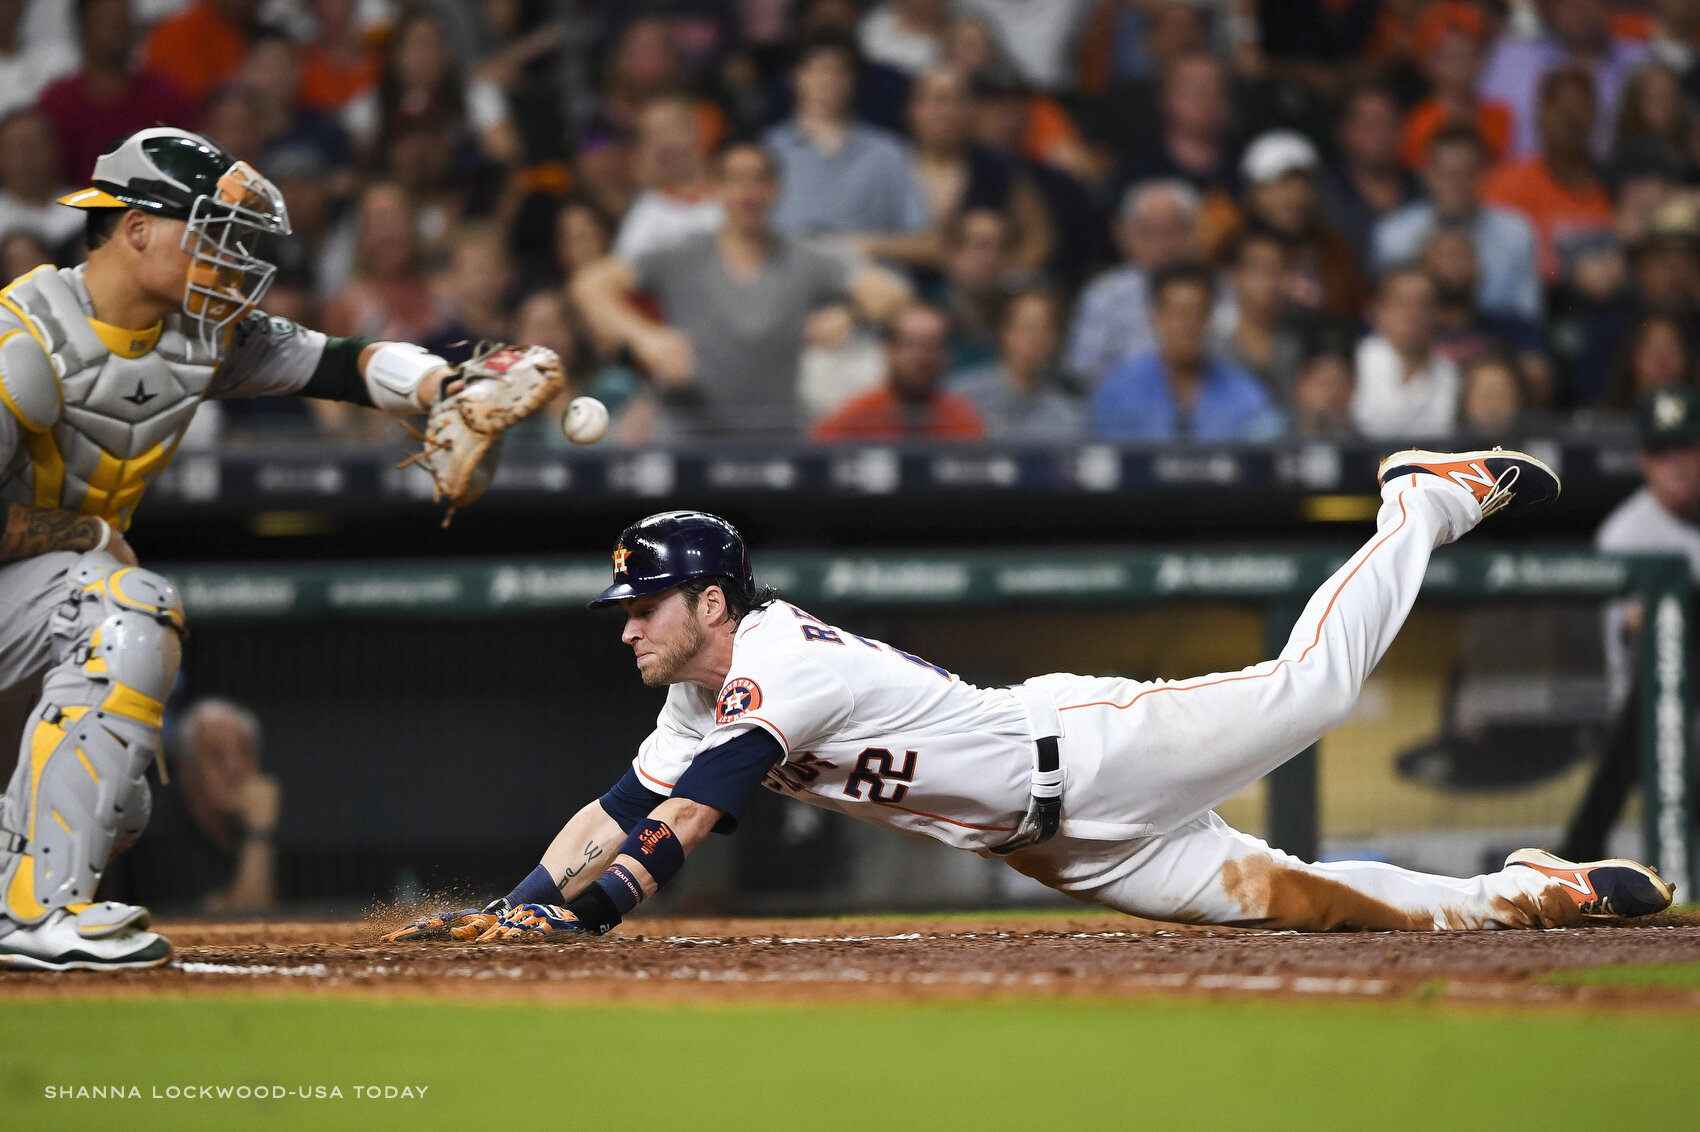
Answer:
[{"left": 632, "top": 602, "right": 1040, "bottom": 851}]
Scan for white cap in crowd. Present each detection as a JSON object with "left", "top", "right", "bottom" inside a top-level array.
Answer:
[{"left": 1240, "top": 130, "right": 1321, "bottom": 185}]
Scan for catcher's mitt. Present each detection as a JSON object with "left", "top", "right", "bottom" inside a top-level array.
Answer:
[{"left": 397, "top": 342, "right": 565, "bottom": 525}]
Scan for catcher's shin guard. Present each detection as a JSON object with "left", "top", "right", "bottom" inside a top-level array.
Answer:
[{"left": 0, "top": 555, "right": 183, "bottom": 925}]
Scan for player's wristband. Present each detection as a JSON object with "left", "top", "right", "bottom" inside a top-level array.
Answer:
[
  {"left": 619, "top": 819, "right": 685, "bottom": 888},
  {"left": 365, "top": 342, "right": 449, "bottom": 412},
  {"left": 564, "top": 875, "right": 626, "bottom": 933},
  {"left": 504, "top": 864, "right": 564, "bottom": 908},
  {"left": 90, "top": 518, "right": 112, "bottom": 554}
]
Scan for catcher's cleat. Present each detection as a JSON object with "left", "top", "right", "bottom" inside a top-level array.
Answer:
[
  {"left": 0, "top": 906, "right": 171, "bottom": 971},
  {"left": 1376, "top": 447, "right": 1560, "bottom": 518},
  {"left": 1505, "top": 848, "right": 1675, "bottom": 919}
]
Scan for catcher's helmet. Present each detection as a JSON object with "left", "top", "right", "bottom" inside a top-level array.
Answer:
[
  {"left": 58, "top": 127, "right": 291, "bottom": 353},
  {"left": 590, "top": 511, "right": 755, "bottom": 608}
]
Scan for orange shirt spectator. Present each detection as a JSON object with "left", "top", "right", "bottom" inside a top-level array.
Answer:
[
  {"left": 140, "top": 0, "right": 248, "bottom": 105},
  {"left": 1481, "top": 155, "right": 1614, "bottom": 280},
  {"left": 812, "top": 386, "right": 986, "bottom": 441},
  {"left": 1399, "top": 99, "right": 1513, "bottom": 170},
  {"left": 299, "top": 44, "right": 379, "bottom": 113}
]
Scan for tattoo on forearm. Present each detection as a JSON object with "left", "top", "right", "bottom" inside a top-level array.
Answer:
[
  {"left": 559, "top": 841, "right": 603, "bottom": 881},
  {"left": 0, "top": 504, "right": 101, "bottom": 564}
]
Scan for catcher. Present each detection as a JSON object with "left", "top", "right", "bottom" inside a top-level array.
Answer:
[{"left": 0, "top": 127, "right": 561, "bottom": 970}]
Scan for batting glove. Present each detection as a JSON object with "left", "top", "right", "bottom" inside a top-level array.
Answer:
[
  {"left": 383, "top": 898, "right": 510, "bottom": 943},
  {"left": 475, "top": 903, "right": 595, "bottom": 941}
]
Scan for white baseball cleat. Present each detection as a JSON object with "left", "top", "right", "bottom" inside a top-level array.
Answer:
[
  {"left": 1505, "top": 848, "right": 1674, "bottom": 920},
  {"left": 0, "top": 903, "right": 171, "bottom": 971},
  {"left": 1376, "top": 447, "right": 1561, "bottom": 518}
]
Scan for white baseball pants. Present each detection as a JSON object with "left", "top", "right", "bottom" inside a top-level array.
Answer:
[{"left": 1007, "top": 478, "right": 1579, "bottom": 930}]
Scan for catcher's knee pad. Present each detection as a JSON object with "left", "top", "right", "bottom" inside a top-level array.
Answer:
[{"left": 0, "top": 556, "right": 183, "bottom": 924}]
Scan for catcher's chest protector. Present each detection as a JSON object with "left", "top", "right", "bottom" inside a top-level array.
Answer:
[{"left": 0, "top": 265, "right": 222, "bottom": 529}]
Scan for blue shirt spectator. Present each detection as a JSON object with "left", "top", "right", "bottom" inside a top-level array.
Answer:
[
  {"left": 1372, "top": 125, "right": 1541, "bottom": 321},
  {"left": 1092, "top": 351, "right": 1283, "bottom": 442},
  {"left": 765, "top": 119, "right": 931, "bottom": 236},
  {"left": 1092, "top": 260, "right": 1283, "bottom": 442},
  {"left": 764, "top": 30, "right": 931, "bottom": 238}
]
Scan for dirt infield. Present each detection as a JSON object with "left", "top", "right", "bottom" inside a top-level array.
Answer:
[{"left": 7, "top": 911, "right": 1700, "bottom": 1010}]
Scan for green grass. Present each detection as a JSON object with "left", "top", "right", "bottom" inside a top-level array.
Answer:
[
  {"left": 1545, "top": 960, "right": 1700, "bottom": 989},
  {"left": 3, "top": 997, "right": 1699, "bottom": 1131}
]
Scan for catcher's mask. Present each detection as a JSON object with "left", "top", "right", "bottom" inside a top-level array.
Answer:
[{"left": 58, "top": 127, "right": 291, "bottom": 354}]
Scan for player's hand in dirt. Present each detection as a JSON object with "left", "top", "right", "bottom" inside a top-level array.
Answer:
[
  {"left": 475, "top": 903, "right": 597, "bottom": 941},
  {"left": 383, "top": 899, "right": 509, "bottom": 943}
]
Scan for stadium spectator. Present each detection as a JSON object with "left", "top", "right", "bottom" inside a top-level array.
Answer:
[
  {"left": 1351, "top": 265, "right": 1460, "bottom": 439},
  {"left": 0, "top": 0, "right": 75, "bottom": 116},
  {"left": 299, "top": 0, "right": 381, "bottom": 113},
  {"left": 139, "top": 0, "right": 254, "bottom": 107},
  {"left": 36, "top": 0, "right": 199, "bottom": 185},
  {"left": 1550, "top": 228, "right": 1635, "bottom": 406},
  {"left": 0, "top": 110, "right": 80, "bottom": 254},
  {"left": 1289, "top": 347, "right": 1357, "bottom": 437},
  {"left": 1458, "top": 354, "right": 1529, "bottom": 436},
  {"left": 1212, "top": 229, "right": 1308, "bottom": 399},
  {"left": 422, "top": 225, "right": 515, "bottom": 365},
  {"left": 1398, "top": 2, "right": 1512, "bottom": 170},
  {"left": 897, "top": 66, "right": 1050, "bottom": 271},
  {"left": 813, "top": 300, "right": 986, "bottom": 441},
  {"left": 322, "top": 182, "right": 442, "bottom": 345},
  {"left": 557, "top": 198, "right": 615, "bottom": 283},
  {"left": 1482, "top": 67, "right": 1615, "bottom": 283},
  {"left": 1067, "top": 179, "right": 1203, "bottom": 384},
  {"left": 105, "top": 700, "right": 280, "bottom": 915},
  {"left": 1609, "top": 136, "right": 1683, "bottom": 249},
  {"left": 199, "top": 83, "right": 267, "bottom": 166},
  {"left": 241, "top": 27, "right": 354, "bottom": 178},
  {"left": 1605, "top": 312, "right": 1696, "bottom": 410},
  {"left": 1422, "top": 225, "right": 1551, "bottom": 404},
  {"left": 933, "top": 206, "right": 1018, "bottom": 372},
  {"left": 950, "top": 289, "right": 1084, "bottom": 442},
  {"left": 0, "top": 228, "right": 51, "bottom": 280},
  {"left": 1629, "top": 196, "right": 1700, "bottom": 325},
  {"left": 574, "top": 140, "right": 909, "bottom": 439},
  {"left": 1238, "top": 130, "right": 1364, "bottom": 325},
  {"left": 1610, "top": 61, "right": 1700, "bottom": 183},
  {"left": 953, "top": 0, "right": 1092, "bottom": 92},
  {"left": 1563, "top": 384, "right": 1700, "bottom": 860},
  {"left": 764, "top": 31, "right": 931, "bottom": 241},
  {"left": 1320, "top": 82, "right": 1421, "bottom": 265},
  {"left": 1479, "top": 0, "right": 1648, "bottom": 162},
  {"left": 948, "top": 16, "right": 1097, "bottom": 183},
  {"left": 1376, "top": 127, "right": 1542, "bottom": 321},
  {"left": 344, "top": 7, "right": 520, "bottom": 169},
  {"left": 1092, "top": 261, "right": 1282, "bottom": 442},
  {"left": 1112, "top": 53, "right": 1238, "bottom": 213},
  {"left": 859, "top": 0, "right": 948, "bottom": 76},
  {"left": 614, "top": 95, "right": 724, "bottom": 261}
]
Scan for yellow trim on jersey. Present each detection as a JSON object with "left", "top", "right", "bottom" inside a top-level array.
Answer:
[
  {"left": 81, "top": 439, "right": 170, "bottom": 525},
  {"left": 88, "top": 318, "right": 162, "bottom": 358},
  {"left": 100, "top": 683, "right": 165, "bottom": 729},
  {"left": 21, "top": 428, "right": 63, "bottom": 509}
]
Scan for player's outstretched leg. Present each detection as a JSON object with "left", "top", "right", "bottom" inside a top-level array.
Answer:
[
  {"left": 1007, "top": 812, "right": 1671, "bottom": 931},
  {"left": 0, "top": 553, "right": 182, "bottom": 970},
  {"left": 1045, "top": 448, "right": 1560, "bottom": 833}
]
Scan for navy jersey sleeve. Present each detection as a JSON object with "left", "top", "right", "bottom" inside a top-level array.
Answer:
[
  {"left": 598, "top": 766, "right": 668, "bottom": 831},
  {"left": 673, "top": 728, "right": 785, "bottom": 833}
]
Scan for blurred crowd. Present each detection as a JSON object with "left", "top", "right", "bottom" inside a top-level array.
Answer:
[{"left": 12, "top": 0, "right": 1700, "bottom": 446}]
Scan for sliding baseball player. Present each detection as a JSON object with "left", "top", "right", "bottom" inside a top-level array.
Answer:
[
  {"left": 393, "top": 450, "right": 1673, "bottom": 943},
  {"left": 0, "top": 127, "right": 560, "bottom": 970}
]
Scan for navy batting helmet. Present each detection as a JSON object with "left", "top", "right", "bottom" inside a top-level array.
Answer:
[{"left": 589, "top": 511, "right": 755, "bottom": 608}]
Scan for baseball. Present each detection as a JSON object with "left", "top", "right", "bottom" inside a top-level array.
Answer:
[{"left": 561, "top": 396, "right": 609, "bottom": 445}]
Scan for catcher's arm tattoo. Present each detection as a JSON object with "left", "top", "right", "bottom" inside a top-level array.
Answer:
[{"left": 0, "top": 502, "right": 107, "bottom": 564}]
